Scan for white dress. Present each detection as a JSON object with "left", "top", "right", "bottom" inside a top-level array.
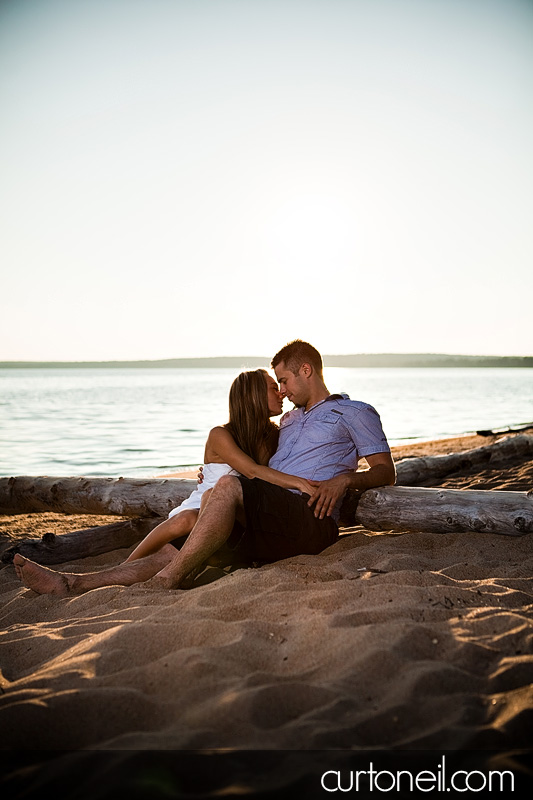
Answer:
[{"left": 168, "top": 463, "right": 240, "bottom": 519}]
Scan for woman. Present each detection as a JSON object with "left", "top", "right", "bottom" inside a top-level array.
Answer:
[{"left": 120, "top": 368, "right": 314, "bottom": 561}]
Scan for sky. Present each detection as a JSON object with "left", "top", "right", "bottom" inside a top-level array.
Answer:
[{"left": 1, "top": 0, "right": 532, "bottom": 361}]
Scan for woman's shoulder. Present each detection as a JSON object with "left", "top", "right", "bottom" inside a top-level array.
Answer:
[
  {"left": 207, "top": 425, "right": 234, "bottom": 444},
  {"left": 205, "top": 425, "right": 237, "bottom": 462}
]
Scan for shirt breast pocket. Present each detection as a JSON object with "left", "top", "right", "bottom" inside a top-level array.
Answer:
[
  {"left": 279, "top": 417, "right": 300, "bottom": 449},
  {"left": 305, "top": 412, "right": 341, "bottom": 442}
]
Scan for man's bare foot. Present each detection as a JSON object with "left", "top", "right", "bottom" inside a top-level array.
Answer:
[
  {"left": 151, "top": 560, "right": 207, "bottom": 590},
  {"left": 13, "top": 554, "right": 71, "bottom": 597},
  {"left": 138, "top": 575, "right": 174, "bottom": 591},
  {"left": 138, "top": 562, "right": 203, "bottom": 591}
]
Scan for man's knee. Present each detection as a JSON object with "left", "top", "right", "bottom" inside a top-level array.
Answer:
[
  {"left": 212, "top": 475, "right": 244, "bottom": 520},
  {"left": 215, "top": 474, "right": 243, "bottom": 499}
]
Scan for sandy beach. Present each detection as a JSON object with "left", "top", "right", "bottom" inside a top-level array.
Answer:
[{"left": 1, "top": 432, "right": 532, "bottom": 795}]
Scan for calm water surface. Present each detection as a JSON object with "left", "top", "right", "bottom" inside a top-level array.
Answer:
[{"left": 1, "top": 367, "right": 532, "bottom": 477}]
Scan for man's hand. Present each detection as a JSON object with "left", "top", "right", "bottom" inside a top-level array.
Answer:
[
  {"left": 306, "top": 474, "right": 352, "bottom": 520},
  {"left": 306, "top": 453, "right": 396, "bottom": 520}
]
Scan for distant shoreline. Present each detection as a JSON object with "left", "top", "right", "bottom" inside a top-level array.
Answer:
[{"left": 1, "top": 354, "right": 532, "bottom": 369}]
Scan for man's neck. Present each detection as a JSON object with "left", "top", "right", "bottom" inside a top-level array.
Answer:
[{"left": 304, "top": 384, "right": 330, "bottom": 412}]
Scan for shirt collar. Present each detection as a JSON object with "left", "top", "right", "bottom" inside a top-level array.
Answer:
[{"left": 304, "top": 392, "right": 348, "bottom": 414}]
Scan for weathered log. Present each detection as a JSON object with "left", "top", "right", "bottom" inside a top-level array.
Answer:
[
  {"left": 2, "top": 485, "right": 532, "bottom": 571},
  {"left": 1, "top": 435, "right": 531, "bottom": 517},
  {"left": 395, "top": 434, "right": 533, "bottom": 486},
  {"left": 1, "top": 517, "right": 165, "bottom": 565},
  {"left": 477, "top": 423, "right": 533, "bottom": 436},
  {"left": 0, "top": 476, "right": 195, "bottom": 517},
  {"left": 355, "top": 486, "right": 533, "bottom": 536}
]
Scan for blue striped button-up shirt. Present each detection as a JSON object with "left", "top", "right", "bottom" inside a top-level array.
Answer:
[{"left": 269, "top": 393, "right": 390, "bottom": 483}]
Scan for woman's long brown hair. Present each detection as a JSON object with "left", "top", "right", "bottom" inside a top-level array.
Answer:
[{"left": 224, "top": 369, "right": 279, "bottom": 465}]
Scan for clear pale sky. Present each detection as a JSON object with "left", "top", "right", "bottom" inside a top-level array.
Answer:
[{"left": 1, "top": 0, "right": 531, "bottom": 361}]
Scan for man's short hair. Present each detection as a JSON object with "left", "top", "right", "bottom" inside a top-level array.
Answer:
[{"left": 271, "top": 340, "right": 324, "bottom": 377}]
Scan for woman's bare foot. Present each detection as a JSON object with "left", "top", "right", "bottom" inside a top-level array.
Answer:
[{"left": 13, "top": 554, "right": 71, "bottom": 597}]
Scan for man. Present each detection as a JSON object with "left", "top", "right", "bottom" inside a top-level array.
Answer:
[{"left": 14, "top": 340, "right": 395, "bottom": 595}]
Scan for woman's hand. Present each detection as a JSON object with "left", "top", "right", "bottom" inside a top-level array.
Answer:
[
  {"left": 197, "top": 466, "right": 204, "bottom": 485},
  {"left": 294, "top": 477, "right": 315, "bottom": 496}
]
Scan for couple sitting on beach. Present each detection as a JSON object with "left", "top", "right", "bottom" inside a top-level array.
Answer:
[{"left": 15, "top": 340, "right": 396, "bottom": 595}]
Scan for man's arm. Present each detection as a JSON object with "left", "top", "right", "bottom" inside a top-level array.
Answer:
[{"left": 307, "top": 452, "right": 396, "bottom": 520}]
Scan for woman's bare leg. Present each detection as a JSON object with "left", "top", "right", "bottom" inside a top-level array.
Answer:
[
  {"left": 13, "top": 544, "right": 177, "bottom": 597},
  {"left": 126, "top": 509, "right": 199, "bottom": 562}
]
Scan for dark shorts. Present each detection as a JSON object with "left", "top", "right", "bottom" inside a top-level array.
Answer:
[{"left": 227, "top": 477, "right": 339, "bottom": 564}]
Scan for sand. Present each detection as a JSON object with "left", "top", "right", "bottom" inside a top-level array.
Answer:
[{"left": 1, "top": 433, "right": 532, "bottom": 796}]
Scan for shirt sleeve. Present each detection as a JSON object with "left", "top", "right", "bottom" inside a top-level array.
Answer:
[{"left": 343, "top": 404, "right": 390, "bottom": 457}]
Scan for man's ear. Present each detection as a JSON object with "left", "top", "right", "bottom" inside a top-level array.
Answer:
[{"left": 300, "top": 362, "right": 313, "bottom": 378}]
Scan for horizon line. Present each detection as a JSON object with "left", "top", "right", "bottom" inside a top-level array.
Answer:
[{"left": 1, "top": 352, "right": 532, "bottom": 367}]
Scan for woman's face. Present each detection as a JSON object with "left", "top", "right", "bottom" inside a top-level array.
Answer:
[{"left": 264, "top": 373, "right": 284, "bottom": 417}]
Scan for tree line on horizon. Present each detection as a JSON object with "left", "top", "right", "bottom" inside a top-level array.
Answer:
[{"left": 1, "top": 354, "right": 532, "bottom": 368}]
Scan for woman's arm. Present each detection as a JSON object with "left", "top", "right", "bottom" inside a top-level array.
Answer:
[{"left": 206, "top": 426, "right": 314, "bottom": 495}]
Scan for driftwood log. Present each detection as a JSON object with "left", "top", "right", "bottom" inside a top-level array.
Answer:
[
  {"left": 1, "top": 434, "right": 532, "bottom": 565},
  {"left": 0, "top": 475, "right": 196, "bottom": 566},
  {"left": 1, "top": 435, "right": 531, "bottom": 517},
  {"left": 1, "top": 518, "right": 165, "bottom": 565},
  {"left": 394, "top": 434, "right": 533, "bottom": 486},
  {"left": 0, "top": 476, "right": 195, "bottom": 517},
  {"left": 4, "top": 484, "right": 531, "bottom": 567},
  {"left": 355, "top": 486, "right": 533, "bottom": 536}
]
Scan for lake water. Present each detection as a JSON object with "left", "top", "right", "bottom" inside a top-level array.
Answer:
[{"left": 0, "top": 367, "right": 532, "bottom": 478}]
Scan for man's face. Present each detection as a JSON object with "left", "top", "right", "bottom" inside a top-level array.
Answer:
[
  {"left": 265, "top": 373, "right": 284, "bottom": 416},
  {"left": 274, "top": 361, "right": 309, "bottom": 408}
]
